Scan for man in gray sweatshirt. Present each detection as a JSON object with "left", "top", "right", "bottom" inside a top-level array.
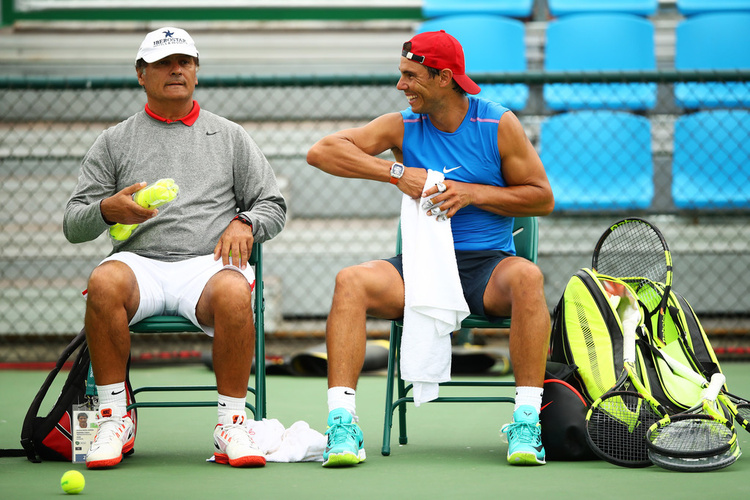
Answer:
[{"left": 63, "top": 27, "right": 286, "bottom": 469}]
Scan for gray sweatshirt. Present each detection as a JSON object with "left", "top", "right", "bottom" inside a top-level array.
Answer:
[{"left": 64, "top": 106, "right": 286, "bottom": 261}]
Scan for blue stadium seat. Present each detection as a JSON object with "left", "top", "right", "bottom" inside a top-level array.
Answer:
[
  {"left": 543, "top": 14, "right": 657, "bottom": 111},
  {"left": 548, "top": 0, "right": 657, "bottom": 17},
  {"left": 417, "top": 15, "right": 528, "bottom": 110},
  {"left": 672, "top": 110, "right": 750, "bottom": 209},
  {"left": 674, "top": 12, "right": 750, "bottom": 109},
  {"left": 539, "top": 111, "right": 653, "bottom": 211},
  {"left": 422, "top": 0, "right": 534, "bottom": 19},
  {"left": 677, "top": 0, "right": 750, "bottom": 16}
]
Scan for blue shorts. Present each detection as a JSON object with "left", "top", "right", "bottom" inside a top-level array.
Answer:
[{"left": 383, "top": 250, "right": 514, "bottom": 321}]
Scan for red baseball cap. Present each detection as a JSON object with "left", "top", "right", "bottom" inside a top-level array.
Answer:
[{"left": 401, "top": 30, "right": 481, "bottom": 95}]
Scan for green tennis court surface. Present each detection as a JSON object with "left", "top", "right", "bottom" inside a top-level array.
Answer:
[{"left": 2, "top": 363, "right": 749, "bottom": 499}]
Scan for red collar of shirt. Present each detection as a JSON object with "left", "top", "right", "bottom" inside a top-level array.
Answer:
[{"left": 144, "top": 100, "right": 200, "bottom": 126}]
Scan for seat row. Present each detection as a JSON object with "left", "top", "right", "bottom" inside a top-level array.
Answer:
[
  {"left": 415, "top": 11, "right": 750, "bottom": 111},
  {"left": 540, "top": 109, "right": 750, "bottom": 211},
  {"left": 422, "top": 0, "right": 750, "bottom": 19}
]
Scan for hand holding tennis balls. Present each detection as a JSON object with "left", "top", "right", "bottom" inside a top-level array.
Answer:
[
  {"left": 60, "top": 470, "right": 85, "bottom": 494},
  {"left": 109, "top": 178, "right": 179, "bottom": 241}
]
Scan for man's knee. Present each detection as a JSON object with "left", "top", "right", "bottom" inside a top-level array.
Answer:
[
  {"left": 334, "top": 264, "right": 373, "bottom": 295},
  {"left": 203, "top": 270, "right": 254, "bottom": 317},
  {"left": 86, "top": 261, "right": 137, "bottom": 303},
  {"left": 516, "top": 262, "right": 545, "bottom": 291}
]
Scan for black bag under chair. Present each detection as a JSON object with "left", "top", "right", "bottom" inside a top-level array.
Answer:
[{"left": 540, "top": 361, "right": 598, "bottom": 461}]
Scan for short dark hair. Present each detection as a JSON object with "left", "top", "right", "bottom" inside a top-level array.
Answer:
[{"left": 423, "top": 65, "right": 467, "bottom": 96}]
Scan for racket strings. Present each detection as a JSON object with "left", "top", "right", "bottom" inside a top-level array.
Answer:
[
  {"left": 596, "top": 223, "right": 667, "bottom": 284},
  {"left": 648, "top": 418, "right": 734, "bottom": 456},
  {"left": 588, "top": 392, "right": 662, "bottom": 465}
]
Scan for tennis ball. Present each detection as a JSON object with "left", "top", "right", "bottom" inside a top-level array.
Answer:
[{"left": 60, "top": 470, "right": 85, "bottom": 495}]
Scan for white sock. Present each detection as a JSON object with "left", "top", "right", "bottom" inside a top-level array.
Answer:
[
  {"left": 327, "top": 386, "right": 357, "bottom": 418},
  {"left": 514, "top": 386, "right": 543, "bottom": 413},
  {"left": 96, "top": 382, "right": 128, "bottom": 418},
  {"left": 218, "top": 394, "right": 247, "bottom": 422}
]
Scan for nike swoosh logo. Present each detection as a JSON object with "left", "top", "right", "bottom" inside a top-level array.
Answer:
[
  {"left": 218, "top": 402, "right": 226, "bottom": 407},
  {"left": 206, "top": 131, "right": 218, "bottom": 136},
  {"left": 344, "top": 391, "right": 355, "bottom": 396},
  {"left": 111, "top": 389, "right": 125, "bottom": 395},
  {"left": 443, "top": 166, "right": 462, "bottom": 173}
]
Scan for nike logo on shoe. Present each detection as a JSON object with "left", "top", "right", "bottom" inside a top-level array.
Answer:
[
  {"left": 206, "top": 131, "right": 218, "bottom": 135},
  {"left": 443, "top": 165, "right": 462, "bottom": 173}
]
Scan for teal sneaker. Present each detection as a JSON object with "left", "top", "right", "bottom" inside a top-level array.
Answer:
[
  {"left": 323, "top": 408, "right": 366, "bottom": 468},
  {"left": 500, "top": 405, "right": 546, "bottom": 465}
]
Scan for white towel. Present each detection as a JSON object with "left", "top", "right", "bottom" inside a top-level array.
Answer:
[{"left": 400, "top": 169, "right": 470, "bottom": 406}]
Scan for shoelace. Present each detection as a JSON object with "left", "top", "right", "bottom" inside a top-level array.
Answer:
[
  {"left": 502, "top": 421, "right": 541, "bottom": 446},
  {"left": 221, "top": 423, "right": 259, "bottom": 448},
  {"left": 91, "top": 418, "right": 125, "bottom": 446},
  {"left": 325, "top": 421, "right": 359, "bottom": 445}
]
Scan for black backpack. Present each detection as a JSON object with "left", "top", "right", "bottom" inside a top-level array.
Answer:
[{"left": 1, "top": 329, "right": 137, "bottom": 462}]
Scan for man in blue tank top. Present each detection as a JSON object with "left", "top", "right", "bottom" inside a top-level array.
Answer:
[{"left": 307, "top": 30, "right": 554, "bottom": 467}]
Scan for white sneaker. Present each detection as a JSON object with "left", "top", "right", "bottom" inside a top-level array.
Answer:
[
  {"left": 86, "top": 408, "right": 135, "bottom": 469},
  {"left": 213, "top": 414, "right": 266, "bottom": 467}
]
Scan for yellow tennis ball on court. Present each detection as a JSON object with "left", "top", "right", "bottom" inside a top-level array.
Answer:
[{"left": 60, "top": 470, "right": 85, "bottom": 494}]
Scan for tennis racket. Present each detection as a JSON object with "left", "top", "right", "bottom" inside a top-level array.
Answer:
[
  {"left": 646, "top": 373, "right": 740, "bottom": 472},
  {"left": 649, "top": 346, "right": 750, "bottom": 433},
  {"left": 584, "top": 293, "right": 666, "bottom": 468},
  {"left": 592, "top": 218, "right": 673, "bottom": 343}
]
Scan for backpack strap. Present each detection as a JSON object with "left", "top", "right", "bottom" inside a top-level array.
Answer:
[{"left": 19, "top": 328, "right": 87, "bottom": 463}]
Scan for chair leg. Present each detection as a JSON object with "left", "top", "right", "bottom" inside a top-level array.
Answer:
[
  {"left": 382, "top": 322, "right": 400, "bottom": 456},
  {"left": 254, "top": 276, "right": 266, "bottom": 420},
  {"left": 397, "top": 375, "right": 408, "bottom": 445},
  {"left": 392, "top": 323, "right": 409, "bottom": 446}
]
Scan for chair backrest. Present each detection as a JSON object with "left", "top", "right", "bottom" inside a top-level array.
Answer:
[
  {"left": 416, "top": 15, "right": 528, "bottom": 110},
  {"left": 544, "top": 13, "right": 656, "bottom": 110},
  {"left": 677, "top": 0, "right": 750, "bottom": 16},
  {"left": 674, "top": 12, "right": 750, "bottom": 109},
  {"left": 395, "top": 216, "right": 537, "bottom": 262},
  {"left": 545, "top": 14, "right": 655, "bottom": 72},
  {"left": 548, "top": 0, "right": 657, "bottom": 17},
  {"left": 672, "top": 110, "right": 750, "bottom": 209},
  {"left": 422, "top": 0, "right": 534, "bottom": 18},
  {"left": 539, "top": 110, "right": 653, "bottom": 211},
  {"left": 417, "top": 15, "right": 526, "bottom": 73}
]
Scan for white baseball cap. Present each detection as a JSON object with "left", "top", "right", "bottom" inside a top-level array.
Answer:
[{"left": 136, "top": 27, "right": 199, "bottom": 64}]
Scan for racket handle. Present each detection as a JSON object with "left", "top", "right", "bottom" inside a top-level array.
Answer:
[
  {"left": 621, "top": 302, "right": 639, "bottom": 363},
  {"left": 702, "top": 373, "right": 726, "bottom": 402},
  {"left": 656, "top": 348, "right": 707, "bottom": 387}
]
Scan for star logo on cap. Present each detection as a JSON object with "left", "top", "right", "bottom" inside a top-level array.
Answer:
[{"left": 163, "top": 29, "right": 174, "bottom": 38}]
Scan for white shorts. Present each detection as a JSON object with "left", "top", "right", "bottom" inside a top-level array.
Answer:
[{"left": 98, "top": 252, "right": 255, "bottom": 337}]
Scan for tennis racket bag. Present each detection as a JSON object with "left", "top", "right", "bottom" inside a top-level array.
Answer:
[
  {"left": 18, "top": 329, "right": 137, "bottom": 462},
  {"left": 550, "top": 268, "right": 647, "bottom": 403}
]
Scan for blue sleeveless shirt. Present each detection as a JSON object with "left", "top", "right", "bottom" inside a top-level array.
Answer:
[{"left": 400, "top": 97, "right": 515, "bottom": 253}]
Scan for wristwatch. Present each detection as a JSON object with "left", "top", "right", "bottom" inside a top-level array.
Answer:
[{"left": 389, "top": 162, "right": 405, "bottom": 185}]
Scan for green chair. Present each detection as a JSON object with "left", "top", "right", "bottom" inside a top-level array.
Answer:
[
  {"left": 126, "top": 242, "right": 266, "bottom": 420},
  {"left": 382, "top": 217, "right": 538, "bottom": 455}
]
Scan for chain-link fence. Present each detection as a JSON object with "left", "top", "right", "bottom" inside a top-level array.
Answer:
[{"left": 1, "top": 70, "right": 749, "bottom": 362}]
